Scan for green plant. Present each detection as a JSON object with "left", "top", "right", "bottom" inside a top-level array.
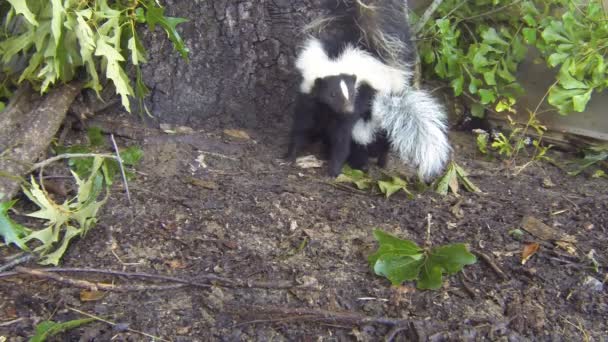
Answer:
[
  {"left": 54, "top": 127, "right": 144, "bottom": 182},
  {"left": 369, "top": 229, "right": 477, "bottom": 290},
  {"left": 434, "top": 161, "right": 481, "bottom": 195},
  {"left": 336, "top": 166, "right": 426, "bottom": 198},
  {"left": 0, "top": 156, "right": 111, "bottom": 265},
  {"left": 0, "top": 0, "right": 189, "bottom": 113},
  {"left": 378, "top": 175, "right": 414, "bottom": 199},
  {"left": 416, "top": 0, "right": 608, "bottom": 116},
  {"left": 30, "top": 318, "right": 95, "bottom": 342}
]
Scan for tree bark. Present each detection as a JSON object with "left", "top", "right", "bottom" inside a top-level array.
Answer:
[
  {"left": 0, "top": 82, "right": 83, "bottom": 201},
  {"left": 140, "top": 0, "right": 323, "bottom": 130}
]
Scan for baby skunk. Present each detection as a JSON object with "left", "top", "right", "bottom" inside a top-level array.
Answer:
[{"left": 286, "top": 73, "right": 378, "bottom": 177}]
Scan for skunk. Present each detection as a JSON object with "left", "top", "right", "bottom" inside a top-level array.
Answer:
[
  {"left": 286, "top": 73, "right": 378, "bottom": 176},
  {"left": 288, "top": 0, "right": 451, "bottom": 181}
]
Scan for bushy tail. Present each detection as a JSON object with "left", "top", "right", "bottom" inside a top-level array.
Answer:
[{"left": 374, "top": 89, "right": 451, "bottom": 181}]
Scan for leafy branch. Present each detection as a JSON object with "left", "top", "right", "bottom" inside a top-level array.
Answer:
[
  {"left": 416, "top": 0, "right": 608, "bottom": 116},
  {"left": 0, "top": 0, "right": 189, "bottom": 113}
]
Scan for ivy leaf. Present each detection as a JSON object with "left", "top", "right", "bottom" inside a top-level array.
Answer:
[
  {"left": 483, "top": 70, "right": 497, "bottom": 86},
  {"left": 572, "top": 90, "right": 592, "bottom": 112},
  {"left": 418, "top": 244, "right": 477, "bottom": 290},
  {"left": 522, "top": 28, "right": 537, "bottom": 44},
  {"left": 368, "top": 230, "right": 423, "bottom": 266},
  {"left": 7, "top": 0, "right": 38, "bottom": 26},
  {"left": 542, "top": 24, "right": 571, "bottom": 43},
  {"left": 481, "top": 28, "right": 509, "bottom": 46},
  {"left": 470, "top": 103, "right": 485, "bottom": 118},
  {"left": 0, "top": 200, "right": 31, "bottom": 250},
  {"left": 145, "top": 5, "right": 190, "bottom": 60},
  {"left": 548, "top": 53, "right": 569, "bottom": 68},
  {"left": 451, "top": 75, "right": 464, "bottom": 96},
  {"left": 478, "top": 89, "right": 496, "bottom": 104},
  {"left": 374, "top": 254, "right": 425, "bottom": 285}
]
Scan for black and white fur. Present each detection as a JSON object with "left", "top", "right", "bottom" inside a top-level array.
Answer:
[
  {"left": 289, "top": 0, "right": 451, "bottom": 181},
  {"left": 286, "top": 73, "right": 378, "bottom": 176}
]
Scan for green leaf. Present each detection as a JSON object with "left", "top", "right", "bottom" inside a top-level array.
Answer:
[
  {"left": 335, "top": 166, "right": 373, "bottom": 190},
  {"left": 0, "top": 200, "right": 31, "bottom": 250},
  {"left": 7, "top": 0, "right": 38, "bottom": 26},
  {"left": 418, "top": 244, "right": 477, "bottom": 290},
  {"left": 541, "top": 25, "right": 571, "bottom": 43},
  {"left": 417, "top": 257, "right": 443, "bottom": 290},
  {"left": 30, "top": 318, "right": 95, "bottom": 342},
  {"left": 95, "top": 37, "right": 134, "bottom": 112},
  {"left": 572, "top": 90, "right": 592, "bottom": 112},
  {"left": 377, "top": 176, "right": 412, "bottom": 199},
  {"left": 434, "top": 162, "right": 456, "bottom": 196},
  {"left": 368, "top": 229, "right": 423, "bottom": 266},
  {"left": 87, "top": 127, "right": 105, "bottom": 147},
  {"left": 38, "top": 225, "right": 81, "bottom": 266},
  {"left": 454, "top": 164, "right": 481, "bottom": 193},
  {"left": 558, "top": 68, "right": 588, "bottom": 90},
  {"left": 430, "top": 244, "right": 477, "bottom": 274},
  {"left": 547, "top": 53, "right": 569, "bottom": 68},
  {"left": 374, "top": 254, "right": 425, "bottom": 285},
  {"left": 451, "top": 76, "right": 464, "bottom": 96},
  {"left": 50, "top": 0, "right": 65, "bottom": 47},
  {"left": 145, "top": 5, "right": 190, "bottom": 60},
  {"left": 483, "top": 70, "right": 496, "bottom": 86},
  {"left": 119, "top": 146, "right": 144, "bottom": 166},
  {"left": 478, "top": 89, "right": 496, "bottom": 104},
  {"left": 470, "top": 103, "right": 485, "bottom": 118},
  {"left": 522, "top": 28, "right": 537, "bottom": 44},
  {"left": 481, "top": 28, "right": 509, "bottom": 46}
]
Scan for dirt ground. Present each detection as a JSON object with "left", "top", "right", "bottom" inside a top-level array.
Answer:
[{"left": 1, "top": 112, "right": 607, "bottom": 341}]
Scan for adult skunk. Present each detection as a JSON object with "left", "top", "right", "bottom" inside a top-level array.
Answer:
[{"left": 287, "top": 0, "right": 451, "bottom": 181}]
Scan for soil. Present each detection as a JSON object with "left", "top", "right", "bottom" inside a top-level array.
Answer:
[{"left": 1, "top": 112, "right": 607, "bottom": 341}]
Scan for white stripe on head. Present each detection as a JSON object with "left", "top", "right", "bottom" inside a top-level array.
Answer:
[{"left": 340, "top": 80, "right": 349, "bottom": 100}]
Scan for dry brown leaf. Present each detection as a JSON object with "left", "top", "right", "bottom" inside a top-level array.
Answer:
[
  {"left": 555, "top": 241, "right": 577, "bottom": 256},
  {"left": 521, "top": 216, "right": 577, "bottom": 244},
  {"left": 188, "top": 177, "right": 218, "bottom": 190},
  {"left": 223, "top": 129, "right": 250, "bottom": 140},
  {"left": 80, "top": 290, "right": 106, "bottom": 302},
  {"left": 521, "top": 243, "right": 540, "bottom": 265},
  {"left": 167, "top": 259, "right": 187, "bottom": 269}
]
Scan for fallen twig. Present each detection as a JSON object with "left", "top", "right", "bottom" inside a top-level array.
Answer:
[
  {"left": 474, "top": 250, "right": 508, "bottom": 280},
  {"left": 110, "top": 134, "right": 131, "bottom": 204},
  {"left": 0, "top": 267, "right": 312, "bottom": 291},
  {"left": 0, "top": 317, "right": 26, "bottom": 327},
  {"left": 0, "top": 253, "right": 35, "bottom": 272},
  {"left": 28, "top": 153, "right": 118, "bottom": 173},
  {"left": 67, "top": 306, "right": 170, "bottom": 342},
  {"left": 232, "top": 306, "right": 417, "bottom": 341},
  {"left": 384, "top": 324, "right": 411, "bottom": 342},
  {"left": 14, "top": 267, "right": 185, "bottom": 292}
]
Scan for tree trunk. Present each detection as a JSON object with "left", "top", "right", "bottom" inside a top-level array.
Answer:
[{"left": 140, "top": 0, "right": 324, "bottom": 130}]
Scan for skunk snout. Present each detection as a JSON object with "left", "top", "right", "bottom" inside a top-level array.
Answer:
[{"left": 344, "top": 102, "right": 355, "bottom": 114}]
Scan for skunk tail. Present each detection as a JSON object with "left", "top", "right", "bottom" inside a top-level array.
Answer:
[{"left": 374, "top": 89, "right": 451, "bottom": 181}]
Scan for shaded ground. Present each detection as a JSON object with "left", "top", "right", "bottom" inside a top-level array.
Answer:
[{"left": 1, "top": 112, "right": 607, "bottom": 341}]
